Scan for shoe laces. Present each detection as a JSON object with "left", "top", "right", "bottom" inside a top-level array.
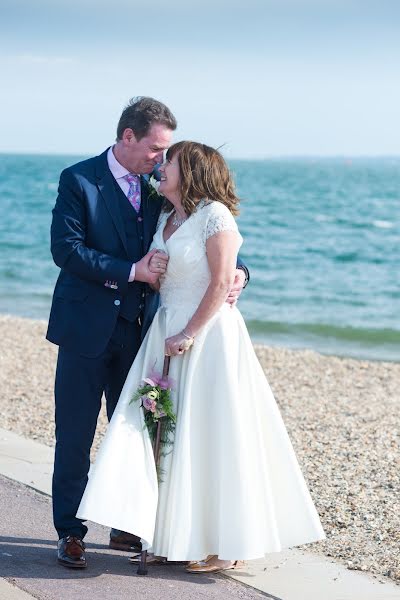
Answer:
[{"left": 65, "top": 535, "right": 85, "bottom": 549}]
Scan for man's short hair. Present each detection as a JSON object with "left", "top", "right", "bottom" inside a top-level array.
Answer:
[{"left": 116, "top": 96, "right": 177, "bottom": 141}]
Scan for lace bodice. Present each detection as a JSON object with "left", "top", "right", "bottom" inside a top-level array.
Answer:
[{"left": 150, "top": 200, "right": 242, "bottom": 310}]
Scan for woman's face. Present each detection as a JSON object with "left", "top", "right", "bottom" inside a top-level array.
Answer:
[{"left": 158, "top": 153, "right": 181, "bottom": 199}]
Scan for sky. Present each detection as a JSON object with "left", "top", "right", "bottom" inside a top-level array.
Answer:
[{"left": 1, "top": 0, "right": 400, "bottom": 158}]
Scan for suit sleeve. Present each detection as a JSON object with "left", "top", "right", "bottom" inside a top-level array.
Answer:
[
  {"left": 50, "top": 168, "right": 132, "bottom": 291},
  {"left": 236, "top": 254, "right": 250, "bottom": 288}
]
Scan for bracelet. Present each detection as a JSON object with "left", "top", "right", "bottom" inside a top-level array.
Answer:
[{"left": 181, "top": 329, "right": 194, "bottom": 340}]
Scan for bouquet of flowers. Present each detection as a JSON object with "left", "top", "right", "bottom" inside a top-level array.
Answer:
[{"left": 130, "top": 370, "right": 176, "bottom": 452}]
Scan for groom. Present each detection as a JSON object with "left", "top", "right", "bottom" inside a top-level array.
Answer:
[{"left": 47, "top": 96, "right": 249, "bottom": 568}]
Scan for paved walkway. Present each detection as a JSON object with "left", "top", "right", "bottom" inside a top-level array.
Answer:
[
  {"left": 0, "top": 428, "right": 398, "bottom": 600},
  {"left": 0, "top": 475, "right": 269, "bottom": 600}
]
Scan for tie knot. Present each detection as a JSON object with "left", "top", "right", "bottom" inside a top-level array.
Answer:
[{"left": 124, "top": 173, "right": 139, "bottom": 184}]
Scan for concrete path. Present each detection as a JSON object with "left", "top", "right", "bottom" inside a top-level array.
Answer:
[
  {"left": 0, "top": 428, "right": 398, "bottom": 600},
  {"left": 0, "top": 578, "right": 36, "bottom": 600},
  {"left": 0, "top": 428, "right": 53, "bottom": 496},
  {"left": 0, "top": 475, "right": 269, "bottom": 600}
]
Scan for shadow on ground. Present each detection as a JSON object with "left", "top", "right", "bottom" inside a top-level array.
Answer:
[{"left": 0, "top": 474, "right": 277, "bottom": 599}]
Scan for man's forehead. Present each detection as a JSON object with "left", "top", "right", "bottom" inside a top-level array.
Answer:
[{"left": 146, "top": 123, "right": 173, "bottom": 147}]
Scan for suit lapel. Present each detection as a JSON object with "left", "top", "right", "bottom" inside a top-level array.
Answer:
[{"left": 95, "top": 150, "right": 128, "bottom": 255}]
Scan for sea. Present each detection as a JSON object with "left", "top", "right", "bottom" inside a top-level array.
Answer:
[{"left": 0, "top": 153, "right": 399, "bottom": 362}]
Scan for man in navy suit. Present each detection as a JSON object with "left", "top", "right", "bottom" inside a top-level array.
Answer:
[{"left": 47, "top": 97, "right": 248, "bottom": 568}]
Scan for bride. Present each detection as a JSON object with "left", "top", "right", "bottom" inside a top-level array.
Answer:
[{"left": 77, "top": 141, "right": 325, "bottom": 573}]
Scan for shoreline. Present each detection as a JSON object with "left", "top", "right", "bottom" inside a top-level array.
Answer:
[
  {"left": 2, "top": 309, "right": 399, "bottom": 364},
  {"left": 0, "top": 313, "right": 399, "bottom": 584}
]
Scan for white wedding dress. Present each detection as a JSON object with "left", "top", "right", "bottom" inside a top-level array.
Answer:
[{"left": 77, "top": 200, "right": 325, "bottom": 560}]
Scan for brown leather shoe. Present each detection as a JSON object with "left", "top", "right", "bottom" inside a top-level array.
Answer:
[
  {"left": 57, "top": 536, "right": 87, "bottom": 568},
  {"left": 109, "top": 530, "right": 142, "bottom": 552}
]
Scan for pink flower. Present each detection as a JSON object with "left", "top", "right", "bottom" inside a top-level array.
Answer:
[
  {"left": 142, "top": 396, "right": 156, "bottom": 413},
  {"left": 145, "top": 371, "right": 174, "bottom": 390},
  {"left": 158, "top": 376, "right": 174, "bottom": 390}
]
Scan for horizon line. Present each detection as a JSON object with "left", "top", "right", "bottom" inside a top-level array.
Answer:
[{"left": 1, "top": 150, "right": 400, "bottom": 161}]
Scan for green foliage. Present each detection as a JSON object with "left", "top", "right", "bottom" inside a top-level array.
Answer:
[{"left": 130, "top": 382, "right": 176, "bottom": 449}]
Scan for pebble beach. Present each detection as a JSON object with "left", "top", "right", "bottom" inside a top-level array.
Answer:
[{"left": 0, "top": 313, "right": 399, "bottom": 585}]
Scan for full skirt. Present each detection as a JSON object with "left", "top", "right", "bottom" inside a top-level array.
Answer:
[{"left": 77, "top": 303, "right": 325, "bottom": 560}]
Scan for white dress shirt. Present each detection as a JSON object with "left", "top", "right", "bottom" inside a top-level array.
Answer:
[{"left": 107, "top": 146, "right": 138, "bottom": 282}]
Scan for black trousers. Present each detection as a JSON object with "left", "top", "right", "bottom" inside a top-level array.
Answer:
[{"left": 52, "top": 317, "right": 142, "bottom": 539}]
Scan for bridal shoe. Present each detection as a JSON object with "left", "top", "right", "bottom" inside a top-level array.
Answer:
[{"left": 185, "top": 555, "right": 244, "bottom": 574}]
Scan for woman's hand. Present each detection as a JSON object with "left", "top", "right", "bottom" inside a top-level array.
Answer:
[
  {"left": 149, "top": 249, "right": 169, "bottom": 275},
  {"left": 165, "top": 332, "right": 194, "bottom": 356}
]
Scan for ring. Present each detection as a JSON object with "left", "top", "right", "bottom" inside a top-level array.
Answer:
[{"left": 157, "top": 262, "right": 161, "bottom": 267}]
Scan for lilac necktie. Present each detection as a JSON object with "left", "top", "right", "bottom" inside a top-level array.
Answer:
[{"left": 124, "top": 173, "right": 141, "bottom": 213}]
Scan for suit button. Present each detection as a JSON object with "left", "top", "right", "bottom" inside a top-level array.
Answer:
[{"left": 114, "top": 299, "right": 121, "bottom": 306}]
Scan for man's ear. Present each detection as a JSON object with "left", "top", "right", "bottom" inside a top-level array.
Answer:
[{"left": 122, "top": 128, "right": 137, "bottom": 144}]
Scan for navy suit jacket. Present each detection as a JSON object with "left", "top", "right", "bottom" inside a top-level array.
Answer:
[{"left": 46, "top": 149, "right": 162, "bottom": 358}]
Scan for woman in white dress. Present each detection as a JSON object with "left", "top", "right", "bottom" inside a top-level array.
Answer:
[{"left": 77, "top": 141, "right": 325, "bottom": 573}]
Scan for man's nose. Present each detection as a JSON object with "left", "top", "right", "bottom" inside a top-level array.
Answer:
[
  {"left": 153, "top": 164, "right": 162, "bottom": 181},
  {"left": 154, "top": 151, "right": 164, "bottom": 164}
]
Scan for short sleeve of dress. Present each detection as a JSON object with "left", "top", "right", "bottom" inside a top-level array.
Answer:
[{"left": 203, "top": 202, "right": 241, "bottom": 245}]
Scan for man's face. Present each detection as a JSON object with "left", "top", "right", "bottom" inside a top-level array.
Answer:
[{"left": 124, "top": 123, "right": 173, "bottom": 174}]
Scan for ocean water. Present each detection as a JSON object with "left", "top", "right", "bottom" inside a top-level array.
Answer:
[{"left": 0, "top": 153, "right": 399, "bottom": 362}]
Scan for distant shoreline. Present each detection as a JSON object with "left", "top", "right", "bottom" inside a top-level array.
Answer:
[
  {"left": 248, "top": 321, "right": 400, "bottom": 364},
  {"left": 1, "top": 150, "right": 400, "bottom": 161},
  {"left": 1, "top": 310, "right": 398, "bottom": 364}
]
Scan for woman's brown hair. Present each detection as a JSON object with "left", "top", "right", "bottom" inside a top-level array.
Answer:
[{"left": 163, "top": 141, "right": 240, "bottom": 216}]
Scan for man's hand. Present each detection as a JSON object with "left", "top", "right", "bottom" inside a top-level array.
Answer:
[
  {"left": 148, "top": 249, "right": 169, "bottom": 275},
  {"left": 135, "top": 249, "right": 164, "bottom": 285},
  {"left": 226, "top": 269, "right": 246, "bottom": 306}
]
